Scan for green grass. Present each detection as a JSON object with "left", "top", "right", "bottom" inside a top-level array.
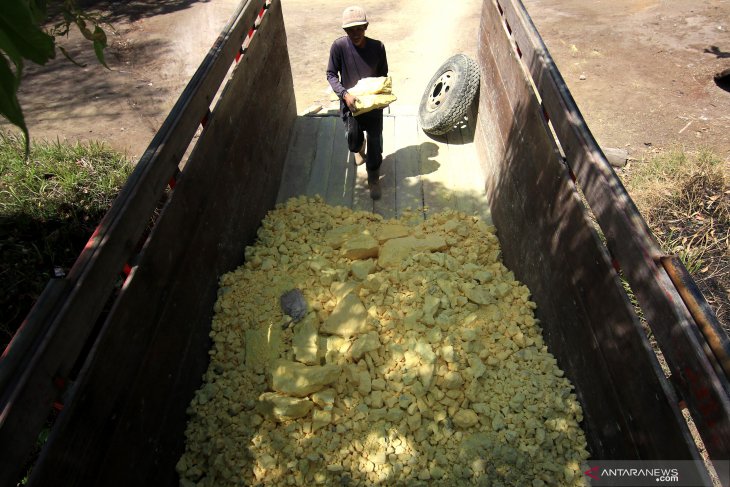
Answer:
[
  {"left": 0, "top": 131, "right": 131, "bottom": 350},
  {"left": 0, "top": 132, "right": 130, "bottom": 221}
]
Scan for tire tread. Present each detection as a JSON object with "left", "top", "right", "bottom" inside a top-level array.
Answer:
[{"left": 419, "top": 54, "right": 480, "bottom": 135}]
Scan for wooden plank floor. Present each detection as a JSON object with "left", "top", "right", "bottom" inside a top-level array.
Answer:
[{"left": 277, "top": 111, "right": 492, "bottom": 223}]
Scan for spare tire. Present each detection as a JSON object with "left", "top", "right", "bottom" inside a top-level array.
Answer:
[{"left": 418, "top": 54, "right": 480, "bottom": 136}]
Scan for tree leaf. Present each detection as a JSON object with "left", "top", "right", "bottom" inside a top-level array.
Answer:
[
  {"left": 93, "top": 40, "right": 109, "bottom": 69},
  {"left": 0, "top": 0, "right": 55, "bottom": 65},
  {"left": 58, "top": 45, "right": 87, "bottom": 68},
  {"left": 92, "top": 25, "right": 107, "bottom": 46},
  {"left": 76, "top": 18, "right": 94, "bottom": 41},
  {"left": 0, "top": 28, "right": 25, "bottom": 68},
  {"left": 0, "top": 54, "right": 29, "bottom": 155},
  {"left": 27, "top": 0, "right": 49, "bottom": 25}
]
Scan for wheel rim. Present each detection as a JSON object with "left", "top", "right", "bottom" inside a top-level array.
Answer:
[{"left": 426, "top": 70, "right": 455, "bottom": 112}]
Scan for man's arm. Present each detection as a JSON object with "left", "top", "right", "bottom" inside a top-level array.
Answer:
[
  {"left": 326, "top": 43, "right": 347, "bottom": 99},
  {"left": 326, "top": 41, "right": 358, "bottom": 112}
]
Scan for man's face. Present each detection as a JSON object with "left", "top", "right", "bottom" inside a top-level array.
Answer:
[{"left": 345, "top": 24, "right": 367, "bottom": 47}]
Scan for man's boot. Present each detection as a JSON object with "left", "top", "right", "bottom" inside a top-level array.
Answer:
[
  {"left": 368, "top": 170, "right": 381, "bottom": 200},
  {"left": 354, "top": 137, "right": 367, "bottom": 166}
]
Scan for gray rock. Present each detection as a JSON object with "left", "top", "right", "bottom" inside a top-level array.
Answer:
[
  {"left": 280, "top": 288, "right": 307, "bottom": 322},
  {"left": 602, "top": 147, "right": 629, "bottom": 168}
]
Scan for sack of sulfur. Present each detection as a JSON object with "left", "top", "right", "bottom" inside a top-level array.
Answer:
[{"left": 348, "top": 76, "right": 397, "bottom": 116}]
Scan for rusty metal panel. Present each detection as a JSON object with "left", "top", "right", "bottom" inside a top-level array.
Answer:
[
  {"left": 495, "top": 0, "right": 730, "bottom": 462},
  {"left": 476, "top": 0, "right": 710, "bottom": 471},
  {"left": 18, "top": 1, "right": 295, "bottom": 486}
]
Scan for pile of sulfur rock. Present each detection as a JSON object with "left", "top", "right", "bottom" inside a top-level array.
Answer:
[{"left": 177, "top": 196, "right": 590, "bottom": 487}]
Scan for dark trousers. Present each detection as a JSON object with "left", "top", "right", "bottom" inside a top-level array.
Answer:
[{"left": 345, "top": 109, "right": 383, "bottom": 174}]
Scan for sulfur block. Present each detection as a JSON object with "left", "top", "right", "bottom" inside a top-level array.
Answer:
[
  {"left": 378, "top": 235, "right": 448, "bottom": 268},
  {"left": 351, "top": 259, "right": 376, "bottom": 280},
  {"left": 292, "top": 317, "right": 319, "bottom": 365},
  {"left": 374, "top": 223, "right": 411, "bottom": 243},
  {"left": 342, "top": 233, "right": 379, "bottom": 260},
  {"left": 453, "top": 409, "right": 479, "bottom": 428},
  {"left": 258, "top": 392, "right": 314, "bottom": 422},
  {"left": 350, "top": 332, "right": 381, "bottom": 360},
  {"left": 321, "top": 293, "right": 373, "bottom": 337},
  {"left": 271, "top": 360, "right": 341, "bottom": 397}
]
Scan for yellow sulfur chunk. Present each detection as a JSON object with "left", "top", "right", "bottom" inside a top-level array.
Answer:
[{"left": 178, "top": 199, "right": 589, "bottom": 487}]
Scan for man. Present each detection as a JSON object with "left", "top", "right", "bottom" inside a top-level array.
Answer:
[{"left": 326, "top": 6, "right": 389, "bottom": 200}]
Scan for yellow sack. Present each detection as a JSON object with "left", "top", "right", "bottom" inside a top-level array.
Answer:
[
  {"left": 347, "top": 76, "right": 397, "bottom": 116},
  {"left": 351, "top": 94, "right": 397, "bottom": 116},
  {"left": 348, "top": 76, "right": 393, "bottom": 96}
]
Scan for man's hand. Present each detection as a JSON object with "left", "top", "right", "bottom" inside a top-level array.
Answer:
[{"left": 343, "top": 92, "right": 358, "bottom": 112}]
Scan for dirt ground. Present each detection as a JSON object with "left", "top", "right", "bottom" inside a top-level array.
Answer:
[
  {"left": 8, "top": 0, "right": 729, "bottom": 163},
  {"left": 523, "top": 0, "right": 730, "bottom": 160},
  {"left": 7, "top": 0, "right": 728, "bottom": 161}
]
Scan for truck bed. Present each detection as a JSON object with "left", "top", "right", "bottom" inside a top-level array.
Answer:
[
  {"left": 277, "top": 111, "right": 490, "bottom": 224},
  {"left": 1, "top": 0, "right": 728, "bottom": 485}
]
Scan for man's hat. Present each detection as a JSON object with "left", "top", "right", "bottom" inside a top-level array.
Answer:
[{"left": 342, "top": 6, "right": 368, "bottom": 29}]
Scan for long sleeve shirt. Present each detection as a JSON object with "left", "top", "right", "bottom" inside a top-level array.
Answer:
[{"left": 326, "top": 36, "right": 388, "bottom": 114}]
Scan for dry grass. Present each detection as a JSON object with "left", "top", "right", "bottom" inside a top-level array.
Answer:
[
  {"left": 619, "top": 148, "right": 728, "bottom": 487},
  {"left": 621, "top": 148, "right": 730, "bottom": 333}
]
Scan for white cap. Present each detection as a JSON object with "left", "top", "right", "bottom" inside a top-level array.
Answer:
[{"left": 342, "top": 6, "right": 368, "bottom": 29}]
